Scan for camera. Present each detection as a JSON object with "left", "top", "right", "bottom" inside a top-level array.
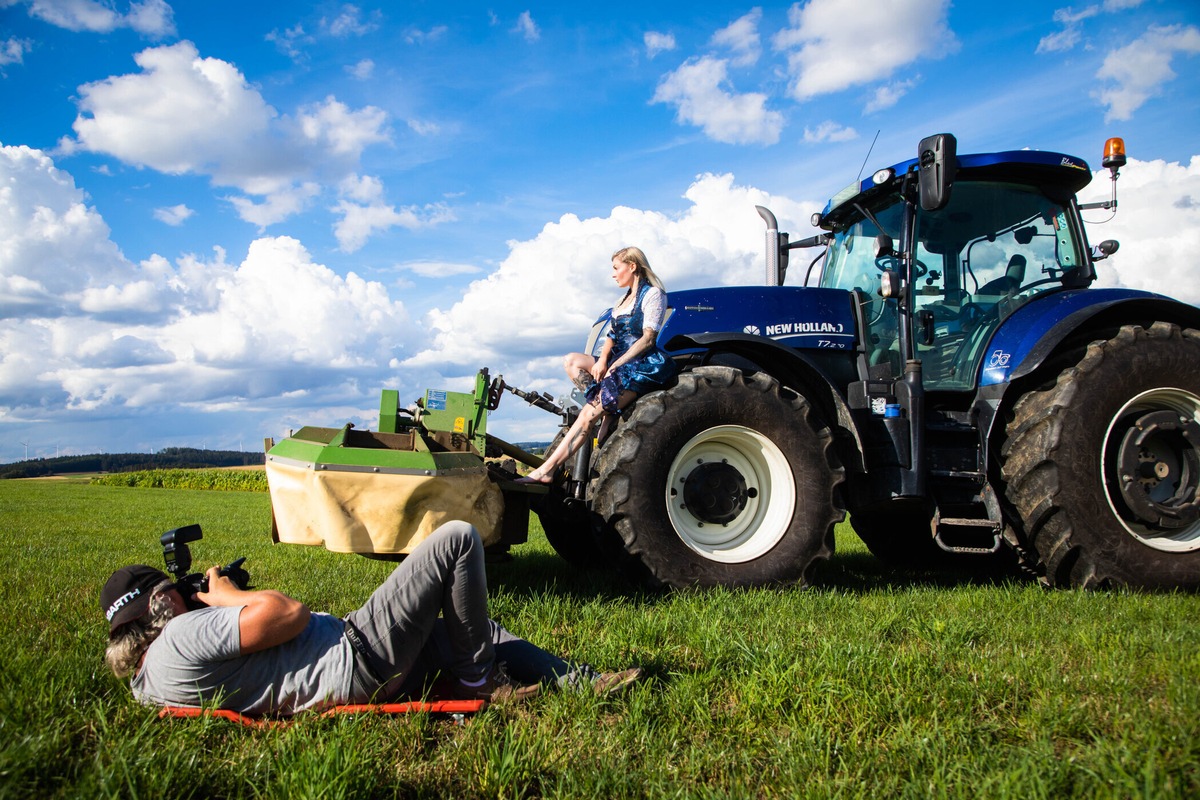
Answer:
[{"left": 160, "top": 524, "right": 250, "bottom": 608}]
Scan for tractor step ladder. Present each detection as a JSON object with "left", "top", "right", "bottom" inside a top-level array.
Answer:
[{"left": 933, "top": 516, "right": 1003, "bottom": 555}]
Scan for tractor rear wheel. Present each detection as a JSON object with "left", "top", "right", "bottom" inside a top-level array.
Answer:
[
  {"left": 591, "top": 366, "right": 845, "bottom": 588},
  {"left": 1001, "top": 323, "right": 1200, "bottom": 589}
]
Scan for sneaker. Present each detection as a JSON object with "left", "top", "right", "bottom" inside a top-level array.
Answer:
[
  {"left": 452, "top": 664, "right": 541, "bottom": 704},
  {"left": 591, "top": 667, "right": 643, "bottom": 696}
]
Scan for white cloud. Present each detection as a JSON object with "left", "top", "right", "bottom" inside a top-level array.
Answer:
[
  {"left": 0, "top": 144, "right": 129, "bottom": 317},
  {"left": 68, "top": 42, "right": 280, "bottom": 180},
  {"left": 321, "top": 4, "right": 379, "bottom": 38},
  {"left": 1, "top": 36, "right": 32, "bottom": 67},
  {"left": 398, "top": 261, "right": 483, "bottom": 278},
  {"left": 153, "top": 203, "right": 193, "bottom": 226},
  {"left": 403, "top": 172, "right": 815, "bottom": 377},
  {"left": 772, "top": 0, "right": 958, "bottom": 101},
  {"left": 78, "top": 279, "right": 162, "bottom": 314},
  {"left": 332, "top": 175, "right": 454, "bottom": 252},
  {"left": 156, "top": 236, "right": 409, "bottom": 368},
  {"left": 296, "top": 95, "right": 390, "bottom": 158},
  {"left": 0, "top": 146, "right": 416, "bottom": 417},
  {"left": 407, "top": 118, "right": 441, "bottom": 136},
  {"left": 68, "top": 44, "right": 391, "bottom": 184},
  {"left": 802, "top": 121, "right": 858, "bottom": 143},
  {"left": 711, "top": 8, "right": 762, "bottom": 67},
  {"left": 513, "top": 11, "right": 540, "bottom": 43},
  {"left": 226, "top": 183, "right": 321, "bottom": 228},
  {"left": 1037, "top": 4, "right": 1098, "bottom": 54},
  {"left": 644, "top": 31, "right": 676, "bottom": 59},
  {"left": 266, "top": 24, "right": 311, "bottom": 60},
  {"left": 863, "top": 79, "right": 915, "bottom": 114},
  {"left": 339, "top": 173, "right": 385, "bottom": 204},
  {"left": 1095, "top": 24, "right": 1200, "bottom": 121},
  {"left": 653, "top": 56, "right": 783, "bottom": 146},
  {"left": 1036, "top": 26, "right": 1081, "bottom": 54},
  {"left": 404, "top": 25, "right": 448, "bottom": 45},
  {"left": 124, "top": 0, "right": 174, "bottom": 37},
  {"left": 346, "top": 58, "right": 374, "bottom": 80},
  {"left": 19, "top": 0, "right": 176, "bottom": 37},
  {"left": 1079, "top": 155, "right": 1200, "bottom": 306},
  {"left": 63, "top": 41, "right": 401, "bottom": 242},
  {"left": 1038, "top": 1, "right": 1149, "bottom": 54}
]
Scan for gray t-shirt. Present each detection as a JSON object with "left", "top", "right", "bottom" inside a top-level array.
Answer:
[{"left": 131, "top": 606, "right": 356, "bottom": 716}]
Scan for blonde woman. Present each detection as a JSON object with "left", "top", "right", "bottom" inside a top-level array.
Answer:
[{"left": 520, "top": 246, "right": 676, "bottom": 484}]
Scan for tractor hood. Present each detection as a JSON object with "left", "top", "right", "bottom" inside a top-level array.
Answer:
[{"left": 659, "top": 286, "right": 857, "bottom": 354}]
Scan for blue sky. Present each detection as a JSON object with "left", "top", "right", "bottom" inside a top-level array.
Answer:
[{"left": 2, "top": 0, "right": 1199, "bottom": 462}]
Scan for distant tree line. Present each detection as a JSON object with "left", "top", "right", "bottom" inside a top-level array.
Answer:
[{"left": 0, "top": 447, "right": 265, "bottom": 479}]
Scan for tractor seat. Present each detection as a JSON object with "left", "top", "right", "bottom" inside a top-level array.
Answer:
[{"left": 979, "top": 254, "right": 1027, "bottom": 295}]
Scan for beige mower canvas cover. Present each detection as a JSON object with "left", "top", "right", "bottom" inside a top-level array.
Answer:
[{"left": 267, "top": 459, "right": 505, "bottom": 554}]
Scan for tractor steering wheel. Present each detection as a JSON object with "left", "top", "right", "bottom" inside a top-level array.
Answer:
[{"left": 874, "top": 255, "right": 928, "bottom": 280}]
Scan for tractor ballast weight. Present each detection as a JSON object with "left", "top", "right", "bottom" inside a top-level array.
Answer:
[{"left": 266, "top": 370, "right": 548, "bottom": 556}]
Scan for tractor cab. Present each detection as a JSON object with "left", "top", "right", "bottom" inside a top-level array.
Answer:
[{"left": 816, "top": 143, "right": 1105, "bottom": 392}]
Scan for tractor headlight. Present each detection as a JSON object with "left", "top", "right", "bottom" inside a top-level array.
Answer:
[{"left": 880, "top": 269, "right": 900, "bottom": 298}]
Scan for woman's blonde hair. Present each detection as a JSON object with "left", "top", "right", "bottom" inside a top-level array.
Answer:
[{"left": 613, "top": 246, "right": 666, "bottom": 292}]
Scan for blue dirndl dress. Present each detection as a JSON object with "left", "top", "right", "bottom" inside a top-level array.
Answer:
[{"left": 585, "top": 281, "right": 677, "bottom": 413}]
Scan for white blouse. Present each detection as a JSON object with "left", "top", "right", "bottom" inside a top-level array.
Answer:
[{"left": 612, "top": 285, "right": 666, "bottom": 331}]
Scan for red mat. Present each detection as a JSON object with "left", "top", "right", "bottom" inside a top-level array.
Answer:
[{"left": 159, "top": 699, "right": 486, "bottom": 728}]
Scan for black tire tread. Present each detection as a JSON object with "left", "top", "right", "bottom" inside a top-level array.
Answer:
[
  {"left": 1001, "top": 322, "right": 1200, "bottom": 589},
  {"left": 593, "top": 366, "right": 845, "bottom": 589}
]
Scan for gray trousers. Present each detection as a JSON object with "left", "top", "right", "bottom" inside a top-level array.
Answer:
[{"left": 343, "top": 520, "right": 574, "bottom": 701}]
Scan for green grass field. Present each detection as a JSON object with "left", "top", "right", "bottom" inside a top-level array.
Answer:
[{"left": 1, "top": 478, "right": 1196, "bottom": 799}]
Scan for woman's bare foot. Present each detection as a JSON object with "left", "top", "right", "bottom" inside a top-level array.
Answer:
[{"left": 515, "top": 470, "right": 553, "bottom": 484}]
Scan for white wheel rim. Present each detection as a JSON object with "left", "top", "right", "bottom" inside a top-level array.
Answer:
[
  {"left": 664, "top": 425, "right": 796, "bottom": 563},
  {"left": 1102, "top": 387, "right": 1200, "bottom": 553}
]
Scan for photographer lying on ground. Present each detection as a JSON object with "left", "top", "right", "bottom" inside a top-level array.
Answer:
[{"left": 102, "top": 520, "right": 640, "bottom": 716}]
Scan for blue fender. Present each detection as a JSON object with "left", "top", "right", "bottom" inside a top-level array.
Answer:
[
  {"left": 651, "top": 285, "right": 866, "bottom": 467},
  {"left": 976, "top": 288, "right": 1200, "bottom": 446},
  {"left": 662, "top": 329, "right": 866, "bottom": 471},
  {"left": 979, "top": 289, "right": 1200, "bottom": 387}
]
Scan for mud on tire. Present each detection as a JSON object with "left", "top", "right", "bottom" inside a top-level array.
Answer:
[
  {"left": 1001, "top": 322, "right": 1200, "bottom": 589},
  {"left": 591, "top": 366, "right": 845, "bottom": 589}
]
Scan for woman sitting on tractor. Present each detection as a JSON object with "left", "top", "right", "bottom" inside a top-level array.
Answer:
[{"left": 519, "top": 246, "right": 677, "bottom": 484}]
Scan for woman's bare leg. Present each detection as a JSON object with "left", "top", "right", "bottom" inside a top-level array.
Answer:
[
  {"left": 520, "top": 400, "right": 603, "bottom": 483},
  {"left": 562, "top": 352, "right": 596, "bottom": 392},
  {"left": 595, "top": 390, "right": 638, "bottom": 445}
]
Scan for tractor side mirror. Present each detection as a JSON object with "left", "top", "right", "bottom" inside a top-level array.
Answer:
[
  {"left": 1092, "top": 239, "right": 1120, "bottom": 261},
  {"left": 917, "top": 133, "right": 957, "bottom": 212}
]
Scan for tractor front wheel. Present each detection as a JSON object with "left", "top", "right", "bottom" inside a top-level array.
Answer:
[{"left": 591, "top": 366, "right": 844, "bottom": 588}]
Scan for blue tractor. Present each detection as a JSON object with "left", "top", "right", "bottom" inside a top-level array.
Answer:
[{"left": 535, "top": 133, "right": 1200, "bottom": 590}]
